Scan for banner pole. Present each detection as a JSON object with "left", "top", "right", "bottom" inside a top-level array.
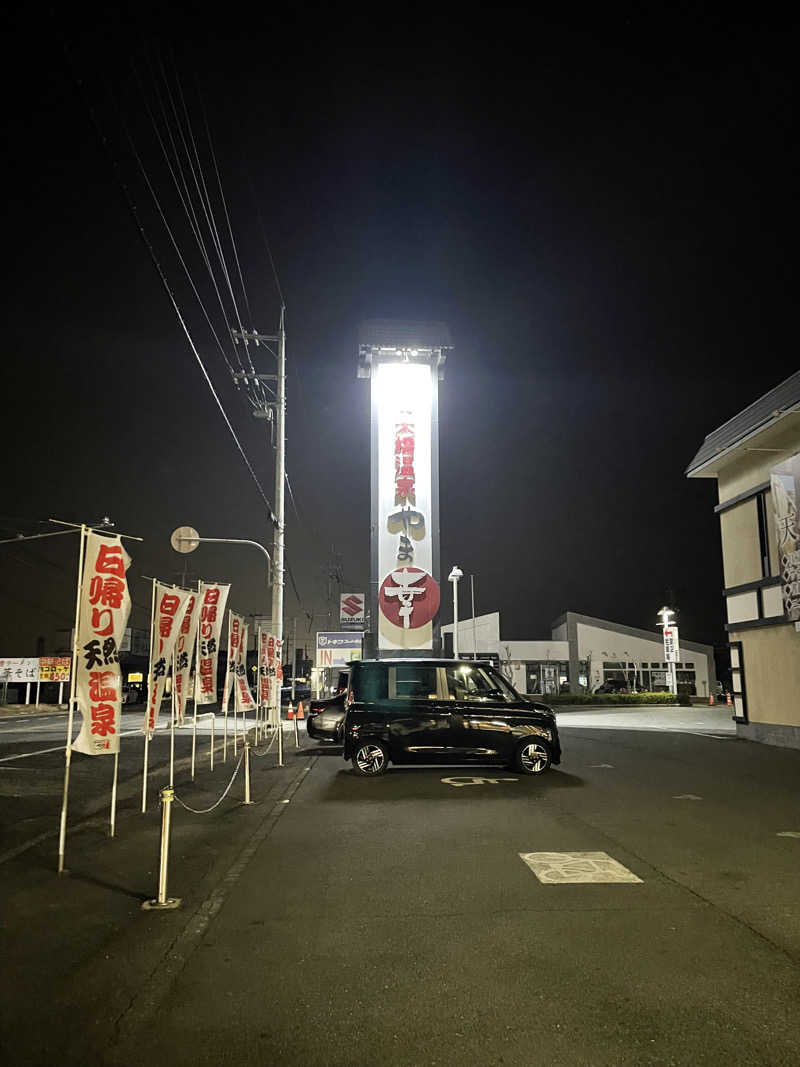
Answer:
[
  {"left": 57, "top": 524, "right": 87, "bottom": 874},
  {"left": 141, "top": 736, "right": 149, "bottom": 814},
  {"left": 110, "top": 752, "right": 119, "bottom": 837},
  {"left": 141, "top": 577, "right": 157, "bottom": 813},
  {"left": 257, "top": 626, "right": 262, "bottom": 743},
  {"left": 191, "top": 581, "right": 200, "bottom": 780},
  {"left": 170, "top": 647, "right": 176, "bottom": 788}
]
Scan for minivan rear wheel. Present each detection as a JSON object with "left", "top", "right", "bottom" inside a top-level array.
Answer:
[
  {"left": 352, "top": 740, "right": 389, "bottom": 777},
  {"left": 515, "top": 738, "right": 552, "bottom": 775}
]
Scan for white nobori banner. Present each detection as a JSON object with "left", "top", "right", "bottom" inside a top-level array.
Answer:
[
  {"left": 72, "top": 532, "right": 132, "bottom": 756},
  {"left": 222, "top": 610, "right": 239, "bottom": 716},
  {"left": 234, "top": 621, "right": 256, "bottom": 713},
  {"left": 174, "top": 590, "right": 200, "bottom": 725},
  {"left": 144, "top": 583, "right": 192, "bottom": 734},
  {"left": 195, "top": 582, "right": 230, "bottom": 705}
]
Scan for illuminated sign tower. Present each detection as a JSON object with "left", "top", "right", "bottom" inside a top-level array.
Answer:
[{"left": 358, "top": 320, "right": 452, "bottom": 657}]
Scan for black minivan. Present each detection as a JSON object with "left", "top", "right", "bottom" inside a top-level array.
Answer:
[{"left": 343, "top": 659, "right": 561, "bottom": 777}]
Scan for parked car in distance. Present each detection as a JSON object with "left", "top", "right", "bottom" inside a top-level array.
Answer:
[
  {"left": 281, "top": 683, "right": 311, "bottom": 705},
  {"left": 306, "top": 670, "right": 349, "bottom": 743},
  {"left": 343, "top": 659, "right": 560, "bottom": 777},
  {"left": 593, "top": 679, "right": 629, "bottom": 694}
]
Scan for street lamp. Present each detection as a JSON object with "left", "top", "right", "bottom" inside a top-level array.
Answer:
[
  {"left": 171, "top": 526, "right": 276, "bottom": 724},
  {"left": 656, "top": 605, "right": 676, "bottom": 695},
  {"left": 448, "top": 566, "right": 463, "bottom": 658}
]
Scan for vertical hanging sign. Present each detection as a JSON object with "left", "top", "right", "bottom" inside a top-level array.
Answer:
[
  {"left": 143, "top": 583, "right": 191, "bottom": 734},
  {"left": 174, "top": 591, "right": 199, "bottom": 724},
  {"left": 72, "top": 532, "right": 132, "bottom": 755},
  {"left": 222, "top": 610, "right": 240, "bottom": 714},
  {"left": 375, "top": 363, "right": 441, "bottom": 649},
  {"left": 234, "top": 620, "right": 256, "bottom": 712},
  {"left": 195, "top": 581, "right": 230, "bottom": 704},
  {"left": 258, "top": 629, "right": 271, "bottom": 707},
  {"left": 771, "top": 453, "right": 800, "bottom": 622}
]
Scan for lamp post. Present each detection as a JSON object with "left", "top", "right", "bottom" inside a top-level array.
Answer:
[{"left": 448, "top": 566, "right": 463, "bottom": 658}]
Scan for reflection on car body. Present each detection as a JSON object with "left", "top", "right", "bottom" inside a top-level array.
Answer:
[{"left": 343, "top": 659, "right": 561, "bottom": 777}]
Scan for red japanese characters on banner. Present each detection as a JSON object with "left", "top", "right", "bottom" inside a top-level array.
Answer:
[
  {"left": 234, "top": 620, "right": 256, "bottom": 713},
  {"left": 221, "top": 610, "right": 239, "bottom": 715},
  {"left": 72, "top": 532, "right": 132, "bottom": 756},
  {"left": 258, "top": 629, "right": 271, "bottom": 706},
  {"left": 257, "top": 630, "right": 283, "bottom": 709},
  {"left": 143, "top": 583, "right": 192, "bottom": 734},
  {"left": 376, "top": 363, "right": 440, "bottom": 650},
  {"left": 195, "top": 582, "right": 230, "bottom": 706},
  {"left": 174, "top": 592, "right": 199, "bottom": 725},
  {"left": 394, "top": 422, "right": 415, "bottom": 506}
]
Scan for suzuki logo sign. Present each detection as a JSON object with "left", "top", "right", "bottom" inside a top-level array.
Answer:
[{"left": 339, "top": 593, "right": 365, "bottom": 628}]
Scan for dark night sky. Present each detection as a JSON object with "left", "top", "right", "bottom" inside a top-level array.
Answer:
[{"left": 0, "top": 9, "right": 795, "bottom": 657}]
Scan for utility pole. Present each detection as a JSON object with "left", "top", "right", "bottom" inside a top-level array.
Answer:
[
  {"left": 231, "top": 306, "right": 286, "bottom": 727},
  {"left": 272, "top": 306, "right": 286, "bottom": 727}
]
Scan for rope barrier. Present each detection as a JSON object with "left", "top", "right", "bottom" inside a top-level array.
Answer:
[
  {"left": 250, "top": 723, "right": 282, "bottom": 758},
  {"left": 174, "top": 752, "right": 244, "bottom": 814}
]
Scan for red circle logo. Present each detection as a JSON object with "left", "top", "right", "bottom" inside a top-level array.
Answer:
[{"left": 378, "top": 567, "right": 440, "bottom": 629}]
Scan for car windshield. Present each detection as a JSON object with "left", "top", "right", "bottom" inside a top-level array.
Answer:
[{"left": 445, "top": 663, "right": 518, "bottom": 703}]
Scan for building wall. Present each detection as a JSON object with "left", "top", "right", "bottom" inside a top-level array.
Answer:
[
  {"left": 574, "top": 622, "right": 711, "bottom": 696},
  {"left": 704, "top": 414, "right": 800, "bottom": 744},
  {"left": 440, "top": 612, "right": 500, "bottom": 652},
  {"left": 731, "top": 623, "right": 800, "bottom": 731}
]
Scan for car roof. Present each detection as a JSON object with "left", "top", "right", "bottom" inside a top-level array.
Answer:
[{"left": 351, "top": 658, "right": 496, "bottom": 668}]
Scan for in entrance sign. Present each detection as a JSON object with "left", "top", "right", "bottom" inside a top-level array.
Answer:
[{"left": 170, "top": 526, "right": 200, "bottom": 554}]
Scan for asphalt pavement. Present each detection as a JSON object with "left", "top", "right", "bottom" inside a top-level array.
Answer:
[{"left": 2, "top": 708, "right": 800, "bottom": 1065}]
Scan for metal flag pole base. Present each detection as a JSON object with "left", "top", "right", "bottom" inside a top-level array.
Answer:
[
  {"left": 142, "top": 786, "right": 181, "bottom": 911},
  {"left": 277, "top": 716, "right": 284, "bottom": 767},
  {"left": 243, "top": 742, "right": 253, "bottom": 805},
  {"left": 293, "top": 714, "right": 300, "bottom": 749}
]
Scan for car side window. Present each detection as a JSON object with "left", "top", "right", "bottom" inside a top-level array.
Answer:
[
  {"left": 389, "top": 665, "right": 439, "bottom": 701},
  {"left": 445, "top": 664, "right": 508, "bottom": 703}
]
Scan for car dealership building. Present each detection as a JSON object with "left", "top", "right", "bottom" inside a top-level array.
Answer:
[{"left": 441, "top": 610, "right": 716, "bottom": 697}]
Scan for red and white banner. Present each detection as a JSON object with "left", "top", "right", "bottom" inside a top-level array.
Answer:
[
  {"left": 195, "top": 582, "right": 230, "bottom": 705},
  {"left": 174, "top": 591, "right": 199, "bottom": 725},
  {"left": 73, "top": 532, "right": 132, "bottom": 755},
  {"left": 257, "top": 630, "right": 283, "bottom": 707},
  {"left": 222, "top": 610, "right": 239, "bottom": 715},
  {"left": 271, "top": 636, "right": 283, "bottom": 709},
  {"left": 258, "top": 629, "right": 271, "bottom": 706},
  {"left": 374, "top": 363, "right": 440, "bottom": 650},
  {"left": 144, "top": 583, "right": 192, "bottom": 734},
  {"left": 234, "top": 621, "right": 256, "bottom": 713}
]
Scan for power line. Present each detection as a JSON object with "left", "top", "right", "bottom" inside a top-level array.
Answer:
[
  {"left": 133, "top": 55, "right": 239, "bottom": 379},
  {"left": 65, "top": 50, "right": 278, "bottom": 524}
]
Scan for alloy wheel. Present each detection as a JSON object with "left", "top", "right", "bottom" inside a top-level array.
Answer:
[
  {"left": 520, "top": 741, "right": 550, "bottom": 773},
  {"left": 355, "top": 744, "right": 386, "bottom": 775}
]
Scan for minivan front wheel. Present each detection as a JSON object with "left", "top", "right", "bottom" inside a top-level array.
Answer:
[
  {"left": 352, "top": 741, "right": 389, "bottom": 777},
  {"left": 515, "top": 738, "right": 552, "bottom": 775}
]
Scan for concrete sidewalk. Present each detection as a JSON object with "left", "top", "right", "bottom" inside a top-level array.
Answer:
[
  {"left": 0, "top": 730, "right": 316, "bottom": 1065},
  {"left": 556, "top": 705, "right": 736, "bottom": 734}
]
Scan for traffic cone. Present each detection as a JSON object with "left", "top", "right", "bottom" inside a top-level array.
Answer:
[
  {"left": 296, "top": 701, "right": 305, "bottom": 720},
  {"left": 708, "top": 694, "right": 714, "bottom": 706},
  {"left": 287, "top": 702, "right": 294, "bottom": 720},
  {"left": 726, "top": 692, "right": 733, "bottom": 707}
]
